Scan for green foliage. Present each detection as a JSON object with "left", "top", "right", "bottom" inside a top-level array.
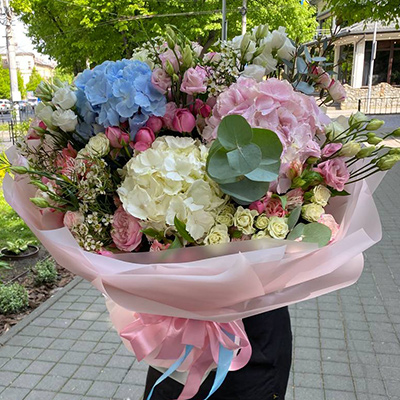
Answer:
[
  {"left": 11, "top": 0, "right": 317, "bottom": 73},
  {"left": 174, "top": 216, "right": 194, "bottom": 243},
  {"left": 0, "top": 67, "right": 25, "bottom": 99},
  {"left": 0, "top": 283, "right": 29, "bottom": 314},
  {"left": 326, "top": 0, "right": 400, "bottom": 27},
  {"left": 53, "top": 67, "right": 74, "bottom": 84},
  {"left": 287, "top": 222, "right": 332, "bottom": 247},
  {"left": 3, "top": 238, "right": 32, "bottom": 255},
  {"left": 33, "top": 258, "right": 58, "bottom": 285},
  {"left": 26, "top": 67, "right": 43, "bottom": 92},
  {"left": 207, "top": 115, "right": 282, "bottom": 204}
]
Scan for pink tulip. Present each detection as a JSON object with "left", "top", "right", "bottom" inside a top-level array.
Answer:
[
  {"left": 105, "top": 126, "right": 130, "bottom": 148},
  {"left": 134, "top": 127, "right": 156, "bottom": 151},
  {"left": 172, "top": 108, "right": 196, "bottom": 133}
]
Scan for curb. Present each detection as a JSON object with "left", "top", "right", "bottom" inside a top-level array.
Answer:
[{"left": 0, "top": 276, "right": 83, "bottom": 346}]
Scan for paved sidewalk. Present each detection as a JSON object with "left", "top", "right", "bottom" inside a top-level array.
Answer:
[{"left": 0, "top": 164, "right": 400, "bottom": 400}]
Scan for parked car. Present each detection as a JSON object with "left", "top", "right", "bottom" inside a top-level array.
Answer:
[
  {"left": 0, "top": 99, "right": 12, "bottom": 113},
  {"left": 27, "top": 97, "right": 38, "bottom": 107}
]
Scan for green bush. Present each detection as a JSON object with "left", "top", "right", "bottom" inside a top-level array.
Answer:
[
  {"left": 0, "top": 283, "right": 29, "bottom": 314},
  {"left": 34, "top": 258, "right": 57, "bottom": 285}
]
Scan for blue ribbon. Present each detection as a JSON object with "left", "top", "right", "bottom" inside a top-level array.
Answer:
[
  {"left": 146, "top": 345, "right": 194, "bottom": 400},
  {"left": 146, "top": 332, "right": 235, "bottom": 400}
]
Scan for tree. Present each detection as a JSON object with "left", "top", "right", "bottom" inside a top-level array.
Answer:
[
  {"left": 0, "top": 67, "right": 27, "bottom": 99},
  {"left": 26, "top": 67, "right": 43, "bottom": 92},
  {"left": 53, "top": 67, "right": 74, "bottom": 84},
  {"left": 11, "top": 0, "right": 317, "bottom": 73},
  {"left": 326, "top": 0, "right": 400, "bottom": 27}
]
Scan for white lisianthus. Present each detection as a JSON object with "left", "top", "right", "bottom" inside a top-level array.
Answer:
[
  {"left": 325, "top": 120, "right": 346, "bottom": 141},
  {"left": 234, "top": 206, "right": 258, "bottom": 235},
  {"left": 252, "top": 230, "right": 270, "bottom": 240},
  {"left": 262, "top": 27, "right": 288, "bottom": 52},
  {"left": 302, "top": 203, "right": 325, "bottom": 222},
  {"left": 85, "top": 133, "right": 110, "bottom": 157},
  {"left": 242, "top": 64, "right": 266, "bottom": 82},
  {"left": 277, "top": 39, "right": 296, "bottom": 60},
  {"left": 36, "top": 103, "right": 56, "bottom": 129},
  {"left": 267, "top": 217, "right": 289, "bottom": 240},
  {"left": 311, "top": 185, "right": 331, "bottom": 207},
  {"left": 339, "top": 141, "right": 362, "bottom": 157},
  {"left": 131, "top": 49, "right": 154, "bottom": 69},
  {"left": 204, "top": 224, "right": 230, "bottom": 245},
  {"left": 52, "top": 87, "right": 77, "bottom": 110},
  {"left": 255, "top": 214, "right": 269, "bottom": 230},
  {"left": 51, "top": 108, "right": 78, "bottom": 132},
  {"left": 117, "top": 136, "right": 226, "bottom": 241},
  {"left": 253, "top": 51, "right": 278, "bottom": 75}
]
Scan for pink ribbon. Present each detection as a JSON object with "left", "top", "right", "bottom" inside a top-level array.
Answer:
[{"left": 120, "top": 314, "right": 252, "bottom": 400}]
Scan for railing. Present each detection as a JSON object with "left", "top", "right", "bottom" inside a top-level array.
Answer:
[
  {"left": 358, "top": 97, "right": 400, "bottom": 115},
  {"left": 0, "top": 107, "right": 35, "bottom": 145}
]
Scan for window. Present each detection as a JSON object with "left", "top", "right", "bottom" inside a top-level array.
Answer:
[{"left": 338, "top": 44, "right": 354, "bottom": 85}]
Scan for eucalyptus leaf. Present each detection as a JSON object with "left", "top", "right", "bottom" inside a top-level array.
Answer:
[
  {"left": 251, "top": 128, "right": 283, "bottom": 161},
  {"left": 296, "top": 57, "right": 308, "bottom": 74},
  {"left": 227, "top": 144, "right": 262, "bottom": 174},
  {"left": 245, "top": 165, "right": 279, "bottom": 182},
  {"left": 302, "top": 222, "right": 332, "bottom": 247},
  {"left": 207, "top": 147, "right": 240, "bottom": 182},
  {"left": 312, "top": 56, "right": 327, "bottom": 62},
  {"left": 296, "top": 81, "right": 315, "bottom": 95},
  {"left": 288, "top": 206, "right": 302, "bottom": 230},
  {"left": 287, "top": 223, "right": 305, "bottom": 241},
  {"left": 217, "top": 115, "right": 253, "bottom": 151},
  {"left": 303, "top": 46, "right": 312, "bottom": 62},
  {"left": 219, "top": 177, "right": 270, "bottom": 204}
]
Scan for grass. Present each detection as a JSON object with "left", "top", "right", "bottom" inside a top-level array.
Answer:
[{"left": 0, "top": 173, "right": 37, "bottom": 249}]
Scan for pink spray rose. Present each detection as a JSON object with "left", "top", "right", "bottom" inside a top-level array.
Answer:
[
  {"left": 286, "top": 188, "right": 304, "bottom": 210},
  {"left": 63, "top": 211, "right": 84, "bottom": 230},
  {"left": 151, "top": 68, "right": 172, "bottom": 94},
  {"left": 317, "top": 158, "right": 350, "bottom": 191},
  {"left": 150, "top": 240, "right": 171, "bottom": 252},
  {"left": 318, "top": 213, "right": 340, "bottom": 242},
  {"left": 328, "top": 80, "right": 346, "bottom": 102},
  {"left": 180, "top": 66, "right": 208, "bottom": 95},
  {"left": 105, "top": 127, "right": 129, "bottom": 148},
  {"left": 159, "top": 48, "right": 180, "bottom": 73},
  {"left": 249, "top": 200, "right": 266, "bottom": 214},
  {"left": 264, "top": 198, "right": 287, "bottom": 217},
  {"left": 134, "top": 127, "right": 155, "bottom": 152},
  {"left": 190, "top": 99, "right": 212, "bottom": 118},
  {"left": 172, "top": 108, "right": 196, "bottom": 133},
  {"left": 111, "top": 206, "right": 143, "bottom": 252},
  {"left": 162, "top": 102, "right": 177, "bottom": 129},
  {"left": 322, "top": 143, "right": 342, "bottom": 158},
  {"left": 146, "top": 116, "right": 163, "bottom": 133}
]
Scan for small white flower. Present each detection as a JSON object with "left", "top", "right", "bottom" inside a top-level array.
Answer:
[
  {"left": 255, "top": 214, "right": 269, "bottom": 230},
  {"left": 204, "top": 224, "right": 230, "bottom": 245},
  {"left": 267, "top": 217, "right": 289, "bottom": 240},
  {"left": 234, "top": 206, "right": 258, "bottom": 235}
]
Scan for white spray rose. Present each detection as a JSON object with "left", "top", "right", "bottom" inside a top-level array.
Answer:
[
  {"left": 85, "top": 133, "right": 110, "bottom": 157},
  {"left": 255, "top": 214, "right": 269, "bottom": 230},
  {"left": 234, "top": 206, "right": 258, "bottom": 235},
  {"left": 302, "top": 203, "right": 325, "bottom": 222},
  {"left": 267, "top": 217, "right": 289, "bottom": 240},
  {"left": 51, "top": 108, "right": 78, "bottom": 132},
  {"left": 204, "top": 224, "right": 230, "bottom": 245},
  {"left": 311, "top": 185, "right": 331, "bottom": 207},
  {"left": 52, "top": 87, "right": 77, "bottom": 110},
  {"left": 252, "top": 230, "right": 270, "bottom": 240}
]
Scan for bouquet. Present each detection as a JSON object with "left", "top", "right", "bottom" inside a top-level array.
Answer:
[{"left": 2, "top": 25, "right": 400, "bottom": 399}]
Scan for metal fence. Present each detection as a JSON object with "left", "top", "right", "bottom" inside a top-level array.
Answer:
[
  {"left": 358, "top": 97, "right": 400, "bottom": 115},
  {"left": 0, "top": 107, "right": 35, "bottom": 145}
]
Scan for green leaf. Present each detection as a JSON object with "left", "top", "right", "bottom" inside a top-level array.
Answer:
[
  {"left": 219, "top": 177, "right": 270, "bottom": 204},
  {"left": 278, "top": 195, "right": 287, "bottom": 209},
  {"left": 141, "top": 228, "right": 164, "bottom": 241},
  {"left": 232, "top": 230, "right": 242, "bottom": 239},
  {"left": 245, "top": 161, "right": 280, "bottom": 182},
  {"left": 330, "top": 189, "right": 351, "bottom": 197},
  {"left": 288, "top": 206, "right": 302, "bottom": 230},
  {"left": 296, "top": 81, "right": 315, "bottom": 95},
  {"left": 302, "top": 222, "right": 332, "bottom": 247},
  {"left": 296, "top": 57, "right": 308, "bottom": 74},
  {"left": 207, "top": 147, "right": 240, "bottom": 182},
  {"left": 170, "top": 236, "right": 183, "bottom": 249},
  {"left": 174, "top": 216, "right": 195, "bottom": 243},
  {"left": 226, "top": 144, "right": 262, "bottom": 174},
  {"left": 251, "top": 128, "right": 283, "bottom": 161},
  {"left": 217, "top": 115, "right": 253, "bottom": 151},
  {"left": 287, "top": 223, "right": 305, "bottom": 241}
]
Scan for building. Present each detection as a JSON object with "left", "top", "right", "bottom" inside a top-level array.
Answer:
[
  {"left": 0, "top": 49, "right": 56, "bottom": 86},
  {"left": 313, "top": 1, "right": 400, "bottom": 89}
]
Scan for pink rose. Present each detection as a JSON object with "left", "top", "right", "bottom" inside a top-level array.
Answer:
[
  {"left": 105, "top": 127, "right": 129, "bottom": 149},
  {"left": 134, "top": 127, "right": 155, "bottom": 152},
  {"left": 162, "top": 102, "right": 177, "bottom": 129},
  {"left": 318, "top": 213, "right": 340, "bottom": 242},
  {"left": 312, "top": 66, "right": 331, "bottom": 89},
  {"left": 180, "top": 66, "right": 208, "bottom": 95},
  {"left": 151, "top": 68, "right": 172, "bottom": 94},
  {"left": 322, "top": 143, "right": 342, "bottom": 158},
  {"left": 63, "top": 211, "right": 84, "bottom": 230},
  {"left": 317, "top": 158, "right": 350, "bottom": 191},
  {"left": 328, "top": 80, "right": 346, "bottom": 102},
  {"left": 146, "top": 116, "right": 163, "bottom": 133},
  {"left": 172, "top": 108, "right": 196, "bottom": 133},
  {"left": 190, "top": 99, "right": 212, "bottom": 118},
  {"left": 249, "top": 200, "right": 266, "bottom": 214},
  {"left": 150, "top": 240, "right": 171, "bottom": 252},
  {"left": 286, "top": 188, "right": 304, "bottom": 210},
  {"left": 264, "top": 198, "right": 287, "bottom": 217},
  {"left": 159, "top": 48, "right": 180, "bottom": 73},
  {"left": 111, "top": 206, "right": 143, "bottom": 252}
]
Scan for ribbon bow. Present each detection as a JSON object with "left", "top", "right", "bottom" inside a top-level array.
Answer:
[{"left": 120, "top": 314, "right": 252, "bottom": 400}]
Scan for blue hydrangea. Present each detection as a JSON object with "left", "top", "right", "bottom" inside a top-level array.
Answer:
[{"left": 74, "top": 59, "right": 166, "bottom": 135}]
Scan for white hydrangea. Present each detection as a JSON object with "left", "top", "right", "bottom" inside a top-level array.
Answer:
[{"left": 117, "top": 136, "right": 226, "bottom": 241}]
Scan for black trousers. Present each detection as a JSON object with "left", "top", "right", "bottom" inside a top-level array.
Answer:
[{"left": 143, "top": 307, "right": 292, "bottom": 400}]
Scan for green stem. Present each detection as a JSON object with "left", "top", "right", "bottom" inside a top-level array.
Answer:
[{"left": 346, "top": 168, "right": 380, "bottom": 185}]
